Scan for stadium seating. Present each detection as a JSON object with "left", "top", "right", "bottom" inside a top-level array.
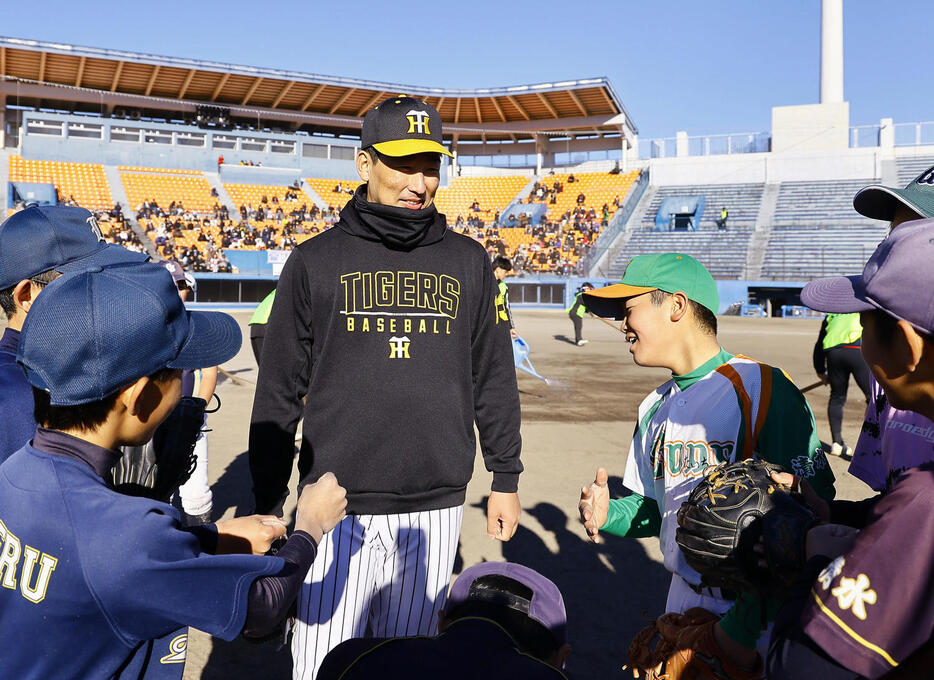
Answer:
[
  {"left": 121, "top": 169, "right": 217, "bottom": 214},
  {"left": 9, "top": 155, "right": 113, "bottom": 211},
  {"left": 434, "top": 175, "right": 529, "bottom": 224},
  {"left": 641, "top": 183, "right": 763, "bottom": 229},
  {"left": 609, "top": 228, "right": 754, "bottom": 279},
  {"left": 896, "top": 156, "right": 934, "bottom": 186},
  {"left": 304, "top": 177, "right": 361, "bottom": 209},
  {"left": 760, "top": 224, "right": 887, "bottom": 280},
  {"left": 772, "top": 179, "right": 876, "bottom": 226},
  {"left": 534, "top": 171, "right": 640, "bottom": 222}
]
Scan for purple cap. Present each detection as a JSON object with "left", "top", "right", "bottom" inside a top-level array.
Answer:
[
  {"left": 0, "top": 206, "right": 148, "bottom": 289},
  {"left": 445, "top": 561, "right": 567, "bottom": 644},
  {"left": 801, "top": 218, "right": 934, "bottom": 334}
]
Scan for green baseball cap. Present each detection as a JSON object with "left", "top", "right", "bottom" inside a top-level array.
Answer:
[
  {"left": 582, "top": 253, "right": 719, "bottom": 319},
  {"left": 853, "top": 165, "right": 934, "bottom": 221}
]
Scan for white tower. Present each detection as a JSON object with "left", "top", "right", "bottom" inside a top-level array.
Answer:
[{"left": 820, "top": 0, "right": 844, "bottom": 103}]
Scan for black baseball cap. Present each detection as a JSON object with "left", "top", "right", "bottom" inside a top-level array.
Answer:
[{"left": 361, "top": 96, "right": 453, "bottom": 158}]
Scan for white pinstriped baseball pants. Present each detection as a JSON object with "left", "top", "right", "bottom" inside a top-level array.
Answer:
[{"left": 291, "top": 506, "right": 463, "bottom": 680}]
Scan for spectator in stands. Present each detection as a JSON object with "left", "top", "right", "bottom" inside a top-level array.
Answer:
[
  {"left": 567, "top": 174, "right": 576, "bottom": 183},
  {"left": 717, "top": 206, "right": 729, "bottom": 230},
  {"left": 317, "top": 562, "right": 571, "bottom": 680},
  {"left": 576, "top": 192, "right": 585, "bottom": 205}
]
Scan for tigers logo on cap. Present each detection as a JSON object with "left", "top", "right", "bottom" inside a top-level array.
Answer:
[{"left": 406, "top": 110, "right": 431, "bottom": 135}]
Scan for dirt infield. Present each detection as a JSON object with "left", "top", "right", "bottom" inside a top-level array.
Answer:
[{"left": 183, "top": 309, "right": 873, "bottom": 679}]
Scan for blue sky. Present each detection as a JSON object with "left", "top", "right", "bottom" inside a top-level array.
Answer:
[{"left": 3, "top": 0, "right": 928, "bottom": 139}]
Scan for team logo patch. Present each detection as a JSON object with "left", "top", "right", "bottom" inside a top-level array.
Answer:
[
  {"left": 917, "top": 168, "right": 934, "bottom": 185},
  {"left": 406, "top": 110, "right": 431, "bottom": 135},
  {"left": 389, "top": 335, "right": 411, "bottom": 359},
  {"left": 160, "top": 633, "right": 188, "bottom": 664},
  {"left": 86, "top": 216, "right": 105, "bottom": 242}
]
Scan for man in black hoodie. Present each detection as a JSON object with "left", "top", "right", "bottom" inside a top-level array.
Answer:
[{"left": 249, "top": 96, "right": 523, "bottom": 679}]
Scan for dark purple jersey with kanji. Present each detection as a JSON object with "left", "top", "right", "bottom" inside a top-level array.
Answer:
[{"left": 802, "top": 463, "right": 934, "bottom": 678}]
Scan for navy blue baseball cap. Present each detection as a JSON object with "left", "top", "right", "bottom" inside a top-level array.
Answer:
[
  {"left": 0, "top": 205, "right": 148, "bottom": 290},
  {"left": 18, "top": 261, "right": 241, "bottom": 406}
]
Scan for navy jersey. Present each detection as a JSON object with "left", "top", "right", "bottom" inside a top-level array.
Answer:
[
  {"left": 0, "top": 328, "right": 36, "bottom": 463},
  {"left": 0, "top": 432, "right": 283, "bottom": 679},
  {"left": 802, "top": 463, "right": 934, "bottom": 678}
]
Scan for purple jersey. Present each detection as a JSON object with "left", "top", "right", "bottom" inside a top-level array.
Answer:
[
  {"left": 850, "top": 378, "right": 934, "bottom": 491},
  {"left": 802, "top": 464, "right": 934, "bottom": 678}
]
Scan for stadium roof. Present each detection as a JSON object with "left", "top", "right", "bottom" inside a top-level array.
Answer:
[{"left": 0, "top": 36, "right": 637, "bottom": 143}]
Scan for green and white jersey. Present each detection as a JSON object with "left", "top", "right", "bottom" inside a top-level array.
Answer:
[{"left": 623, "top": 351, "right": 834, "bottom": 581}]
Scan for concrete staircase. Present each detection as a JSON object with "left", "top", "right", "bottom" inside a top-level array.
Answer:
[
  {"left": 743, "top": 182, "right": 780, "bottom": 279},
  {"left": 203, "top": 171, "right": 238, "bottom": 217},
  {"left": 103, "top": 164, "right": 158, "bottom": 258},
  {"left": 588, "top": 185, "right": 657, "bottom": 278},
  {"left": 300, "top": 181, "right": 329, "bottom": 211}
]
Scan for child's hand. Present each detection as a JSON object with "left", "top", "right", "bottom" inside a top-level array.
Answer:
[
  {"left": 579, "top": 467, "right": 610, "bottom": 543},
  {"left": 215, "top": 515, "right": 287, "bottom": 555}
]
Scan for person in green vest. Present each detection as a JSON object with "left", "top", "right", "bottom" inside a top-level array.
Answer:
[
  {"left": 492, "top": 256, "right": 518, "bottom": 340},
  {"left": 567, "top": 282, "right": 594, "bottom": 346},
  {"left": 716, "top": 206, "right": 728, "bottom": 230},
  {"left": 249, "top": 288, "right": 276, "bottom": 365},
  {"left": 813, "top": 311, "right": 871, "bottom": 457}
]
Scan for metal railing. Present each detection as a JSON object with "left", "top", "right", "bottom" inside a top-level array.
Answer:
[
  {"left": 580, "top": 170, "right": 650, "bottom": 274},
  {"left": 638, "top": 132, "right": 770, "bottom": 159}
]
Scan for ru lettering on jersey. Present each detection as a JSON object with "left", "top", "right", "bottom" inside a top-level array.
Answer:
[
  {"left": 0, "top": 519, "right": 58, "bottom": 604},
  {"left": 340, "top": 271, "right": 461, "bottom": 358},
  {"left": 652, "top": 437, "right": 735, "bottom": 479}
]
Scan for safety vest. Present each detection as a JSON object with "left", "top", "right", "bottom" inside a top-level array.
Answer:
[
  {"left": 567, "top": 292, "right": 588, "bottom": 318},
  {"left": 821, "top": 312, "right": 862, "bottom": 350},
  {"left": 495, "top": 280, "right": 510, "bottom": 323},
  {"left": 249, "top": 290, "right": 276, "bottom": 326}
]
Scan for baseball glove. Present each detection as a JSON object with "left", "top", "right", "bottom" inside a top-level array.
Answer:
[
  {"left": 675, "top": 459, "right": 818, "bottom": 598},
  {"left": 113, "top": 396, "right": 207, "bottom": 502},
  {"left": 625, "top": 608, "right": 764, "bottom": 680}
]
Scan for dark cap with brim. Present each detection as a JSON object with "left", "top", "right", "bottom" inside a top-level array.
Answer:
[
  {"left": 0, "top": 206, "right": 148, "bottom": 289},
  {"left": 18, "top": 261, "right": 240, "bottom": 405},
  {"left": 801, "top": 218, "right": 934, "bottom": 336},
  {"left": 853, "top": 165, "right": 934, "bottom": 221},
  {"left": 362, "top": 96, "right": 454, "bottom": 158}
]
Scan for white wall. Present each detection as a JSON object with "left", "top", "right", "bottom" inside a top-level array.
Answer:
[
  {"left": 648, "top": 146, "right": 882, "bottom": 186},
  {"left": 771, "top": 102, "right": 849, "bottom": 153}
]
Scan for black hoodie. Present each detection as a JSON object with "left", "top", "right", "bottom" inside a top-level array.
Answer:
[{"left": 249, "top": 186, "right": 523, "bottom": 515}]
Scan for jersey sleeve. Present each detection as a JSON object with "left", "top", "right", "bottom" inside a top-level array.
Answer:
[
  {"left": 848, "top": 380, "right": 888, "bottom": 492},
  {"left": 601, "top": 494, "right": 661, "bottom": 538},
  {"left": 622, "top": 422, "right": 657, "bottom": 501},
  {"left": 801, "top": 465, "right": 934, "bottom": 678},
  {"left": 757, "top": 367, "right": 835, "bottom": 500},
  {"left": 83, "top": 503, "right": 283, "bottom": 644},
  {"left": 471, "top": 252, "right": 523, "bottom": 492},
  {"left": 248, "top": 250, "right": 314, "bottom": 514}
]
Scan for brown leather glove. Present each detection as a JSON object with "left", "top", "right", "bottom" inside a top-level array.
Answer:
[{"left": 625, "top": 608, "right": 763, "bottom": 680}]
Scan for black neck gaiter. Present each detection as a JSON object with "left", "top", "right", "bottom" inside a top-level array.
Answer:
[{"left": 342, "top": 185, "right": 443, "bottom": 250}]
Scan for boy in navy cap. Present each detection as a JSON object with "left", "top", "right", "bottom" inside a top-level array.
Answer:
[
  {"left": 0, "top": 205, "right": 147, "bottom": 463},
  {"left": 768, "top": 218, "right": 934, "bottom": 678},
  {"left": 0, "top": 261, "right": 346, "bottom": 678}
]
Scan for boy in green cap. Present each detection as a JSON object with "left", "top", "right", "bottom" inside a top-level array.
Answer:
[{"left": 577, "top": 253, "right": 834, "bottom": 672}]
